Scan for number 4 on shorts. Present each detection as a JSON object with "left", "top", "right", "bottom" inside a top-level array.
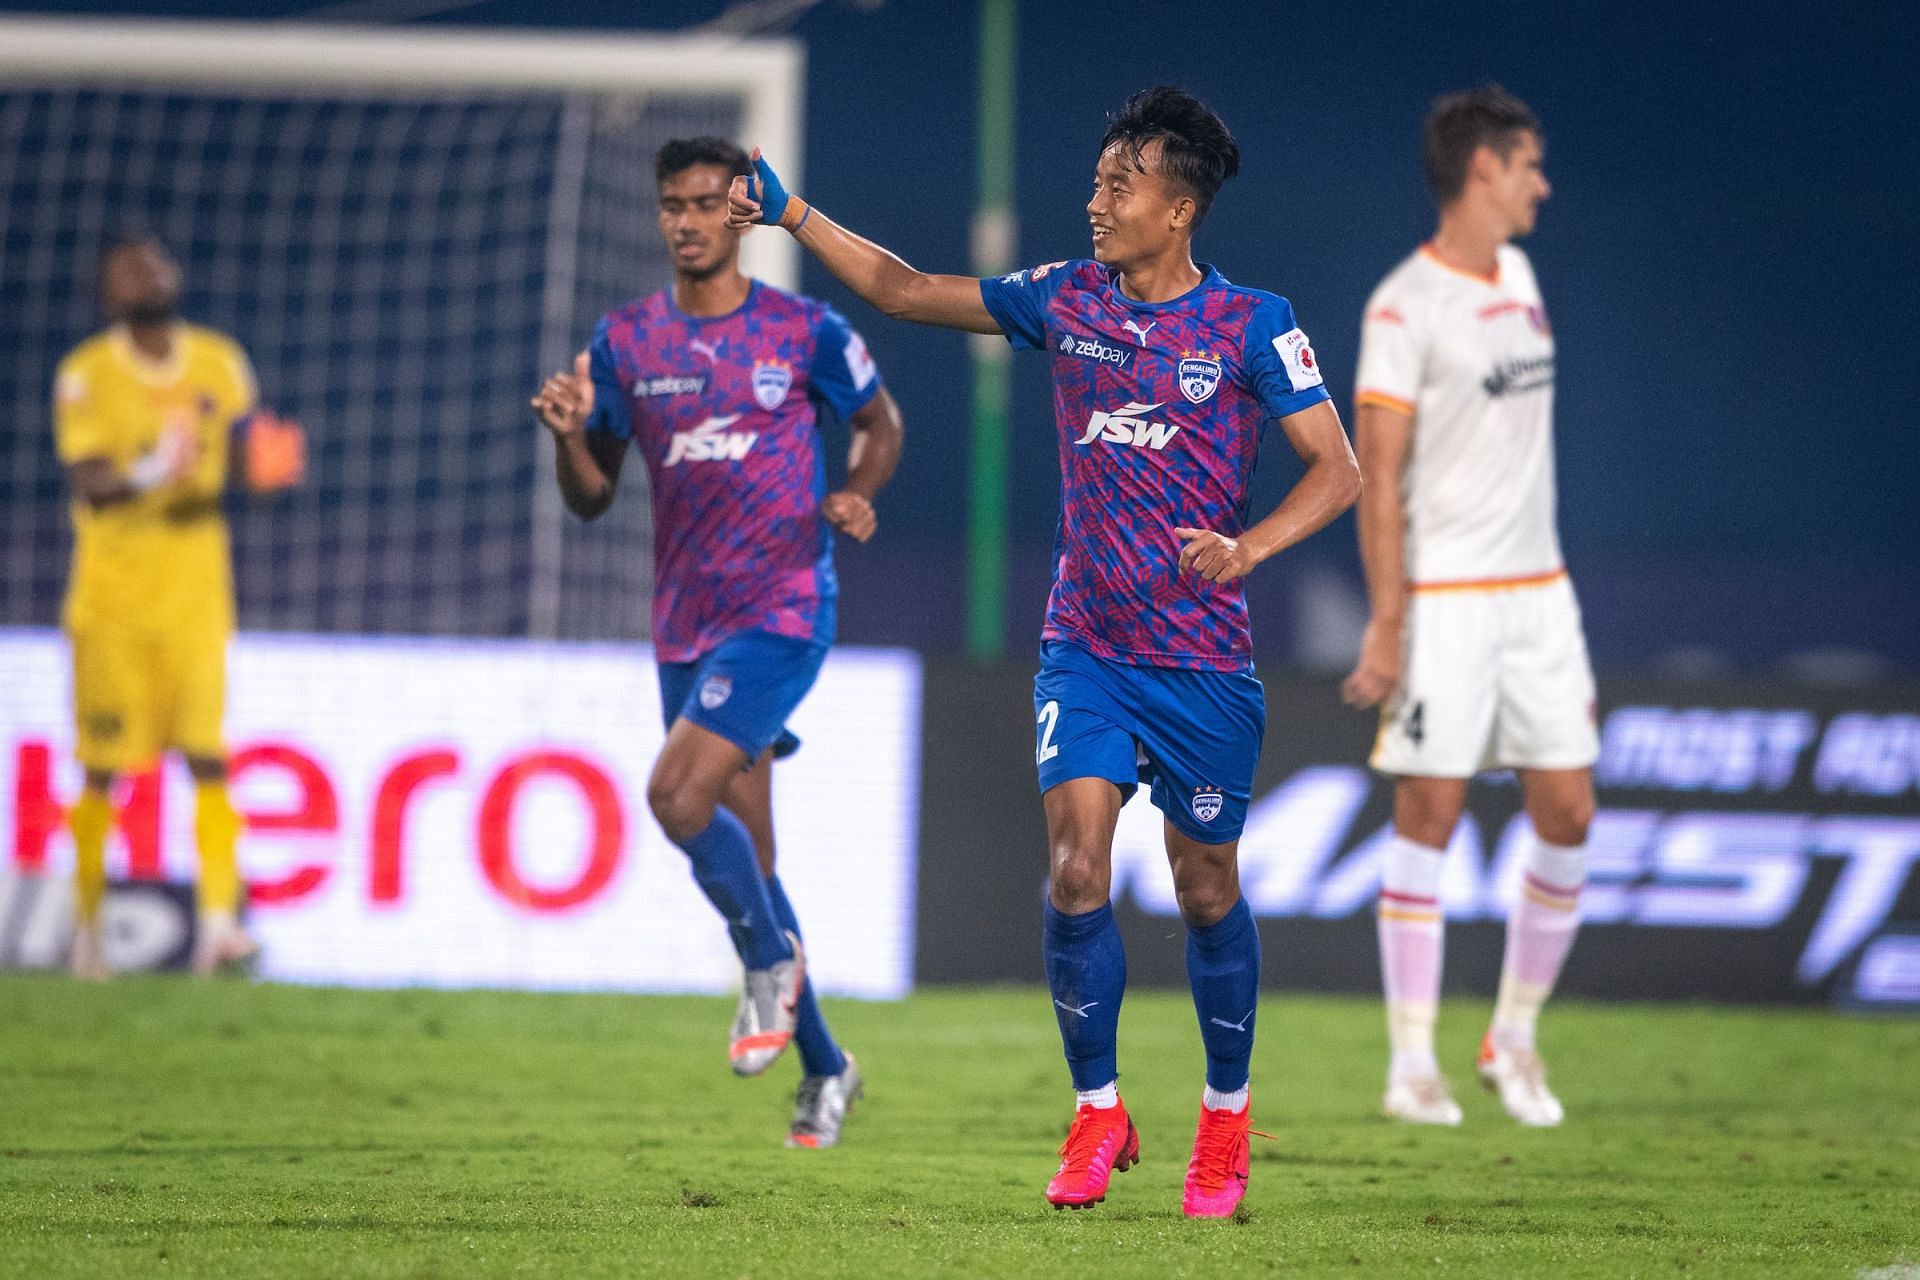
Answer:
[{"left": 1403, "top": 700, "right": 1425, "bottom": 746}]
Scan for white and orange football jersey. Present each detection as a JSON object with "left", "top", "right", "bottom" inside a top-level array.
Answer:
[{"left": 1354, "top": 244, "right": 1562, "bottom": 589}]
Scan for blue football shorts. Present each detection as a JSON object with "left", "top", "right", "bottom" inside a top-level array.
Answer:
[
  {"left": 1032, "top": 639, "right": 1266, "bottom": 844},
  {"left": 657, "top": 630, "right": 827, "bottom": 762}
]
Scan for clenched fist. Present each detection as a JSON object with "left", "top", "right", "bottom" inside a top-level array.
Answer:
[
  {"left": 820, "top": 490, "right": 877, "bottom": 542},
  {"left": 1174, "top": 526, "right": 1261, "bottom": 584}
]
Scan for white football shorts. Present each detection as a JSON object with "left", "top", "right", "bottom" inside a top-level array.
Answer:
[{"left": 1370, "top": 572, "right": 1599, "bottom": 777}]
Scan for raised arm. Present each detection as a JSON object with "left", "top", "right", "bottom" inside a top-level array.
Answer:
[
  {"left": 1340, "top": 400, "right": 1413, "bottom": 708},
  {"left": 726, "top": 150, "right": 1000, "bottom": 334},
  {"left": 1175, "top": 400, "right": 1361, "bottom": 582}
]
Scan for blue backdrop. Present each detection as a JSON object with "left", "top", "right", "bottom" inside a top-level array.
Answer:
[{"left": 7, "top": 0, "right": 1914, "bottom": 673}]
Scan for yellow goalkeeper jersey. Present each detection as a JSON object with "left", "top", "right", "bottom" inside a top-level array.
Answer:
[{"left": 54, "top": 324, "right": 257, "bottom": 634}]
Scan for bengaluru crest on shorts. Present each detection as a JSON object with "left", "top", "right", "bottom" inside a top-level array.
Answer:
[
  {"left": 699, "top": 675, "right": 732, "bottom": 710},
  {"left": 751, "top": 360, "right": 792, "bottom": 410},
  {"left": 1191, "top": 786, "right": 1224, "bottom": 823},
  {"left": 1178, "top": 353, "right": 1221, "bottom": 404}
]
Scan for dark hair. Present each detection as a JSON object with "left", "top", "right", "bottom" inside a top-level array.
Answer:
[
  {"left": 1423, "top": 85, "right": 1540, "bottom": 206},
  {"left": 654, "top": 136, "right": 751, "bottom": 186},
  {"left": 1099, "top": 85, "right": 1239, "bottom": 227}
]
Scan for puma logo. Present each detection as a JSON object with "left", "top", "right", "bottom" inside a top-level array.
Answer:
[
  {"left": 1208, "top": 1008, "right": 1254, "bottom": 1033},
  {"left": 1121, "top": 318, "right": 1156, "bottom": 344},
  {"left": 689, "top": 337, "right": 722, "bottom": 363},
  {"left": 1054, "top": 999, "right": 1100, "bottom": 1020}
]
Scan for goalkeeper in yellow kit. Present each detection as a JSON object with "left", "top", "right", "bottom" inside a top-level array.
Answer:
[{"left": 54, "top": 234, "right": 304, "bottom": 979}]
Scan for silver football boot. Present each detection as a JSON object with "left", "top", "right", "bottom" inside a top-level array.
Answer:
[
  {"left": 728, "top": 931, "right": 804, "bottom": 1077},
  {"left": 786, "top": 1052, "right": 863, "bottom": 1149}
]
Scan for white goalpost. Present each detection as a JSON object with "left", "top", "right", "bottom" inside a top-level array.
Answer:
[{"left": 0, "top": 15, "right": 804, "bottom": 641}]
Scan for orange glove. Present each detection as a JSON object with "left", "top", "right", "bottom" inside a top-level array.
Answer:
[{"left": 244, "top": 410, "right": 307, "bottom": 492}]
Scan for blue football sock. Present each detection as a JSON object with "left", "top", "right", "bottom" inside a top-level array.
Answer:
[
  {"left": 1043, "top": 901, "right": 1127, "bottom": 1091},
  {"left": 674, "top": 808, "right": 791, "bottom": 970},
  {"left": 765, "top": 874, "right": 846, "bottom": 1079},
  {"left": 1187, "top": 896, "right": 1261, "bottom": 1093}
]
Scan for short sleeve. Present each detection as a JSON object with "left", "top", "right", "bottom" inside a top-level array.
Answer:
[
  {"left": 52, "top": 354, "right": 113, "bottom": 464},
  {"left": 977, "top": 260, "right": 1074, "bottom": 350},
  {"left": 1242, "top": 296, "right": 1332, "bottom": 421},
  {"left": 224, "top": 340, "right": 260, "bottom": 423},
  {"left": 808, "top": 306, "right": 882, "bottom": 422},
  {"left": 584, "top": 317, "right": 632, "bottom": 442},
  {"left": 1353, "top": 288, "right": 1421, "bottom": 416}
]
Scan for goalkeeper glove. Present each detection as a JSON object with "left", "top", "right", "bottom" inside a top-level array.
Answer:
[{"left": 241, "top": 410, "right": 306, "bottom": 491}]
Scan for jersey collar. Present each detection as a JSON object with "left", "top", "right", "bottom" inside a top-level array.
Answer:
[
  {"left": 1419, "top": 243, "right": 1501, "bottom": 286},
  {"left": 1104, "top": 262, "right": 1221, "bottom": 312},
  {"left": 666, "top": 278, "right": 759, "bottom": 325},
  {"left": 107, "top": 323, "right": 188, "bottom": 386}
]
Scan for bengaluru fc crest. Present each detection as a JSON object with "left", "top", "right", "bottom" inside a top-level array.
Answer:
[
  {"left": 751, "top": 360, "right": 792, "bottom": 410},
  {"left": 1191, "top": 786, "right": 1224, "bottom": 823},
  {"left": 699, "top": 675, "right": 732, "bottom": 710},
  {"left": 1178, "top": 352, "right": 1222, "bottom": 404}
]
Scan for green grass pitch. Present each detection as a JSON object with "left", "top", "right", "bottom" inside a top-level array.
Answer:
[{"left": 2, "top": 976, "right": 1916, "bottom": 1278}]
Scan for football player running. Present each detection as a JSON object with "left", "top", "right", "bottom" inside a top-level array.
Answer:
[{"left": 533, "top": 137, "right": 904, "bottom": 1149}]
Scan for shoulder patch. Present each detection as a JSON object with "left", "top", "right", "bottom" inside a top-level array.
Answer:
[
  {"left": 1000, "top": 260, "right": 1069, "bottom": 287},
  {"left": 1271, "top": 327, "right": 1324, "bottom": 393},
  {"left": 842, "top": 329, "right": 877, "bottom": 391}
]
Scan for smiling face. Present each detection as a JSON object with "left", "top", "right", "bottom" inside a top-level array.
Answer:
[
  {"left": 1086, "top": 139, "right": 1193, "bottom": 272},
  {"left": 657, "top": 162, "right": 743, "bottom": 282},
  {"left": 101, "top": 240, "right": 182, "bottom": 327}
]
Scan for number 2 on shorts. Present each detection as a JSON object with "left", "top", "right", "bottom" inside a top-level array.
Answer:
[{"left": 1036, "top": 699, "right": 1061, "bottom": 765}]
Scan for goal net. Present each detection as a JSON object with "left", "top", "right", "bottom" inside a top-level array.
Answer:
[{"left": 0, "top": 16, "right": 803, "bottom": 641}]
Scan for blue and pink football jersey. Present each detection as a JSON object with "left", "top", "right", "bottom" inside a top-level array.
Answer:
[
  {"left": 585, "top": 281, "right": 881, "bottom": 663},
  {"left": 979, "top": 260, "right": 1330, "bottom": 671}
]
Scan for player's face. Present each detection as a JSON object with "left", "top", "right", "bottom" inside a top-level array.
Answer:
[
  {"left": 1087, "top": 141, "right": 1187, "bottom": 270},
  {"left": 102, "top": 241, "right": 182, "bottom": 326},
  {"left": 658, "top": 163, "right": 743, "bottom": 281},
  {"left": 1493, "top": 131, "right": 1550, "bottom": 238}
]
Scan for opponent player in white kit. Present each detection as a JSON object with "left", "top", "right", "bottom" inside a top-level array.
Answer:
[{"left": 1343, "top": 87, "right": 1596, "bottom": 1128}]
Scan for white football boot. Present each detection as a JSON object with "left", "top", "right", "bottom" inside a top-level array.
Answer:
[
  {"left": 1382, "top": 1074, "right": 1463, "bottom": 1126},
  {"left": 1477, "top": 1032, "right": 1565, "bottom": 1127}
]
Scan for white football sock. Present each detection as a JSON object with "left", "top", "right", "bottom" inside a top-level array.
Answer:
[
  {"left": 1492, "top": 835, "right": 1586, "bottom": 1052},
  {"left": 1380, "top": 835, "right": 1447, "bottom": 1082},
  {"left": 1076, "top": 1081, "right": 1119, "bottom": 1110}
]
